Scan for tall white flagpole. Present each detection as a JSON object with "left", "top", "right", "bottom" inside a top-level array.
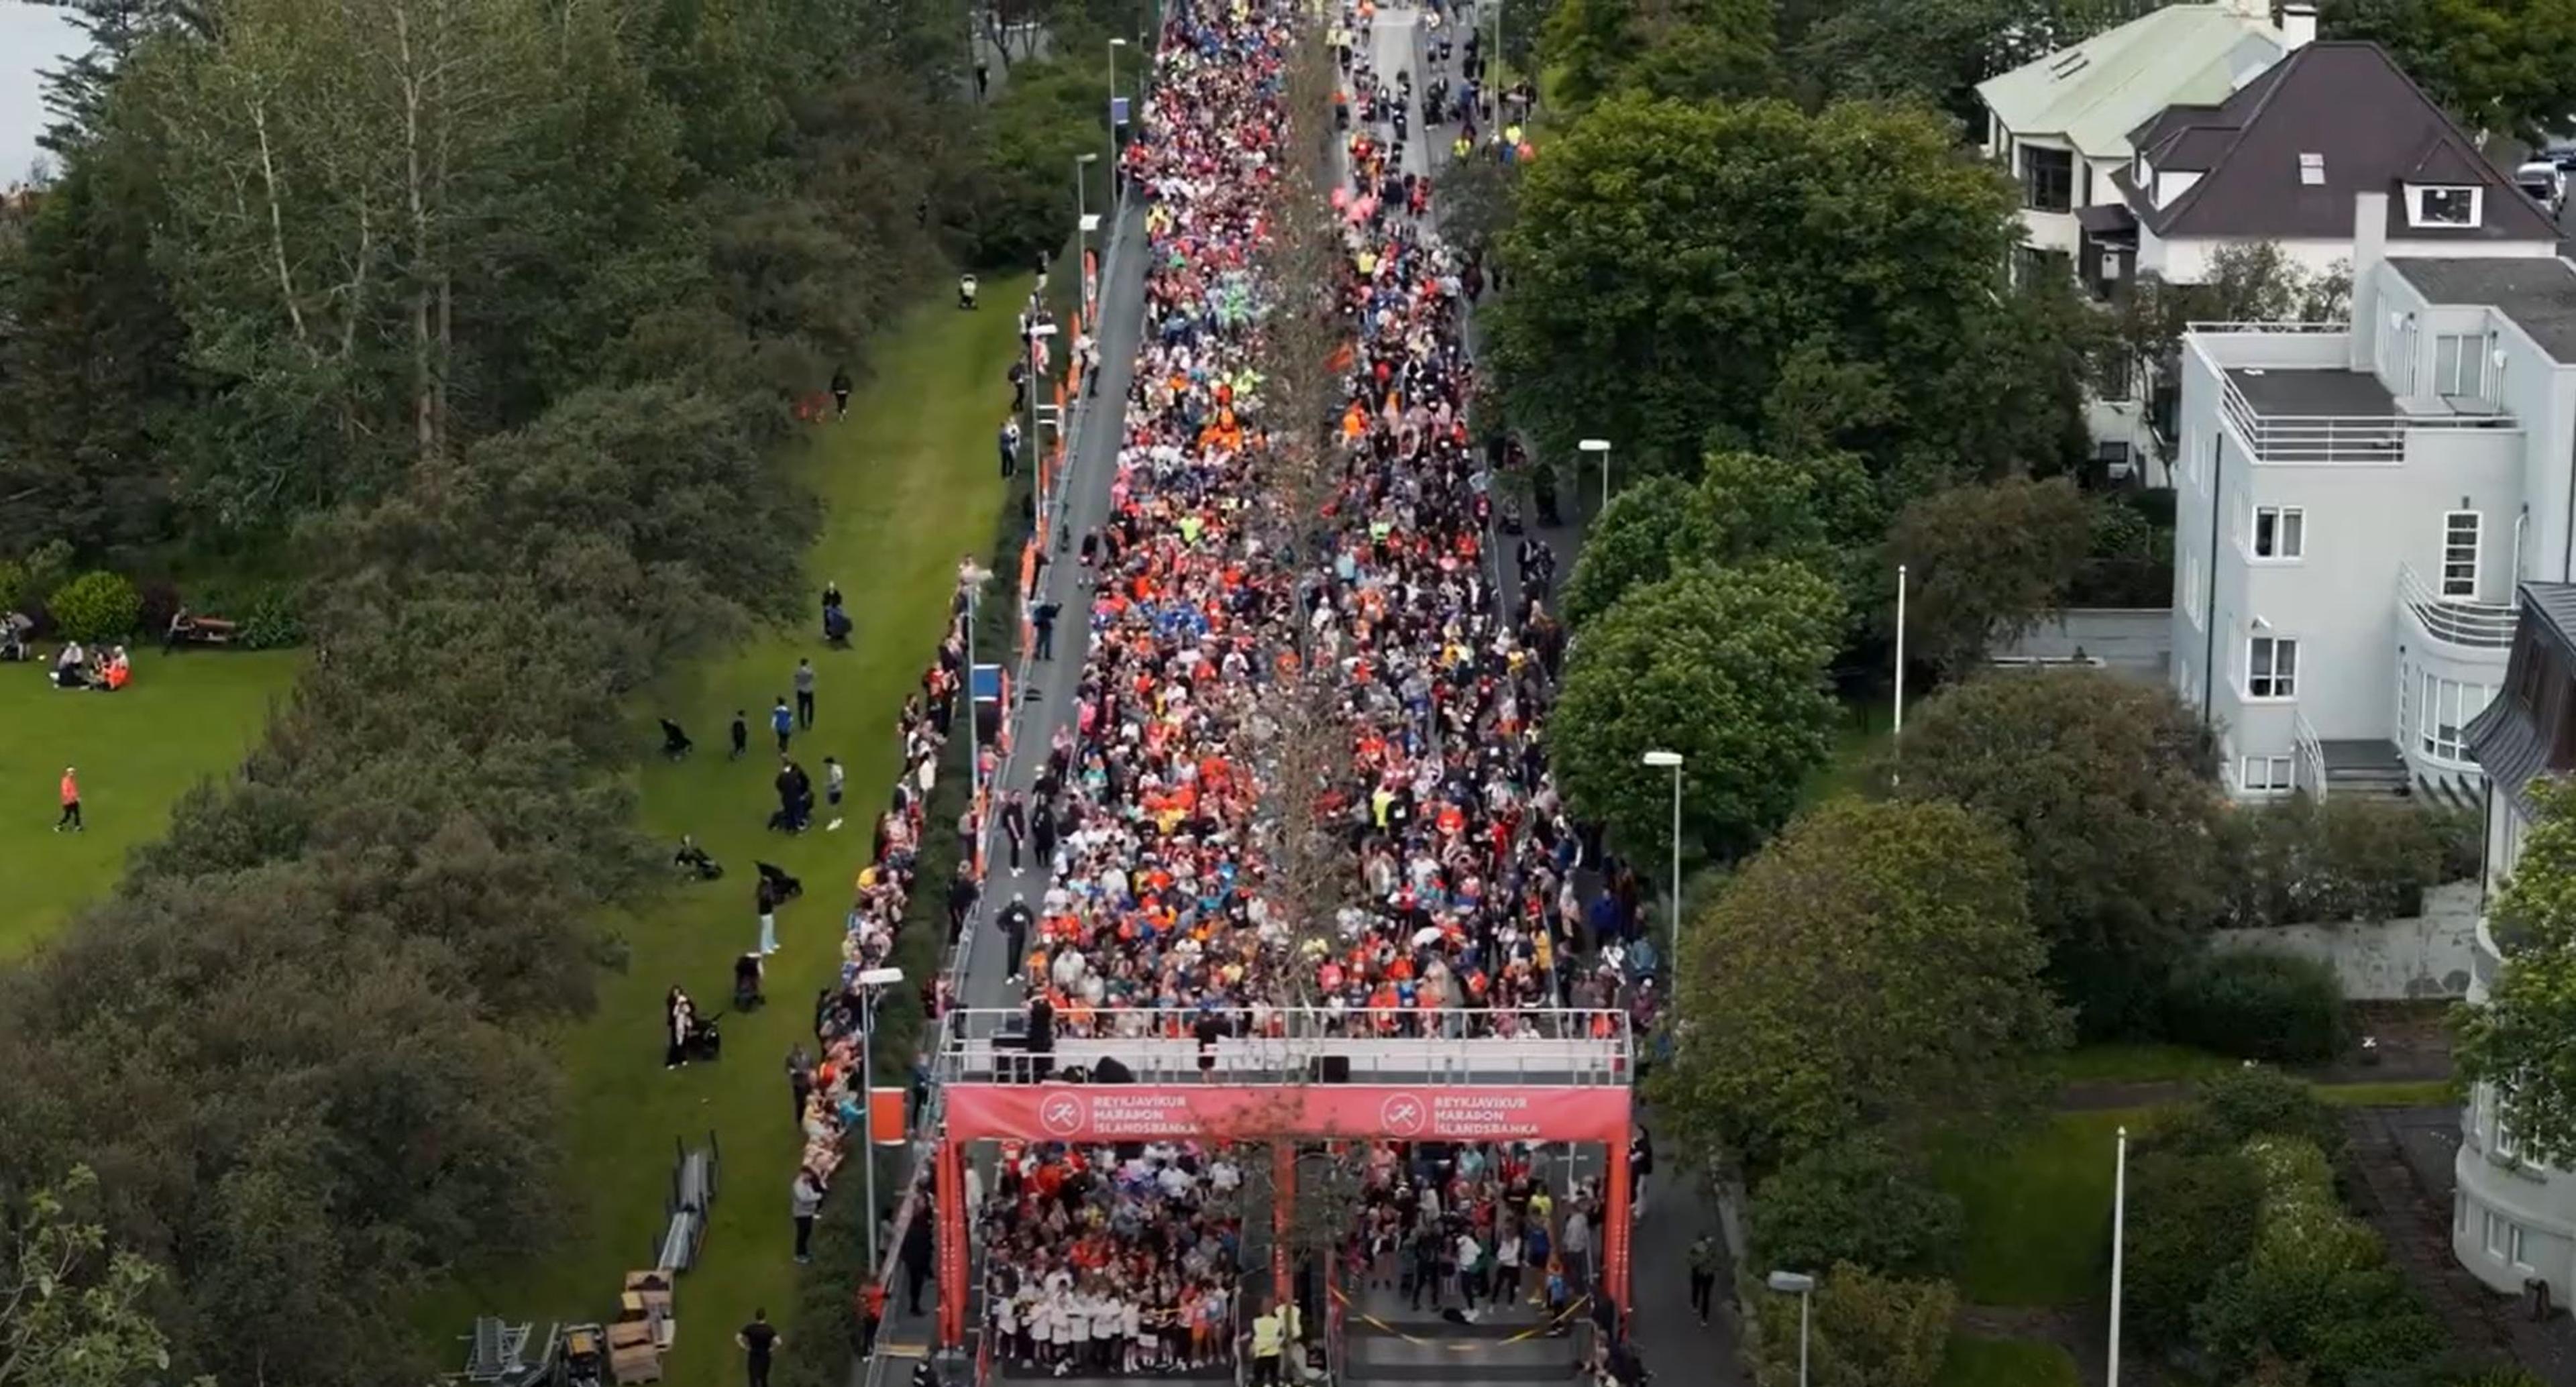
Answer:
[{"left": 2108, "top": 1125, "right": 2129, "bottom": 1387}]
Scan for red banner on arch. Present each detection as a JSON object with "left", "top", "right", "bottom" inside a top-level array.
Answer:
[{"left": 943, "top": 1083, "right": 1631, "bottom": 1144}]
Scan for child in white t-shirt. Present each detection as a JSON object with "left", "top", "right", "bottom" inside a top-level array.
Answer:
[
  {"left": 1124, "top": 1294, "right": 1148, "bottom": 1372},
  {"left": 1091, "top": 1292, "right": 1122, "bottom": 1372}
]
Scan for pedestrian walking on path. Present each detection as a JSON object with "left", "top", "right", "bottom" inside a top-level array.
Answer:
[
  {"left": 737, "top": 1309, "right": 780, "bottom": 1387},
  {"left": 54, "top": 765, "right": 80, "bottom": 832},
  {"left": 1686, "top": 1234, "right": 1717, "bottom": 1327},
  {"left": 1032, "top": 599, "right": 1061, "bottom": 659}
]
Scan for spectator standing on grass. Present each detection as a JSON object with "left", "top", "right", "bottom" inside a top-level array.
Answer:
[
  {"left": 824, "top": 755, "right": 846, "bottom": 828},
  {"left": 757, "top": 874, "right": 782, "bottom": 956},
  {"left": 771, "top": 697, "right": 794, "bottom": 753},
  {"left": 792, "top": 1166, "right": 826, "bottom": 1264},
  {"left": 794, "top": 658, "right": 817, "bottom": 728},
  {"left": 788, "top": 1044, "right": 814, "bottom": 1125},
  {"left": 830, "top": 366, "right": 853, "bottom": 420},
  {"left": 54, "top": 765, "right": 80, "bottom": 832},
  {"left": 737, "top": 1309, "right": 780, "bottom": 1387},
  {"left": 731, "top": 709, "right": 749, "bottom": 759}
]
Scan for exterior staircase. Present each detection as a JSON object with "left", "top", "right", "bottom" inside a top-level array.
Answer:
[{"left": 2320, "top": 738, "right": 2414, "bottom": 800}]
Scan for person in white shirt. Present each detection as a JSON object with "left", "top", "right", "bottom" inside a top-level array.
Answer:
[
  {"left": 1091, "top": 1289, "right": 1122, "bottom": 1371},
  {"left": 1495, "top": 1223, "right": 1525, "bottom": 1306},
  {"left": 1124, "top": 1294, "right": 1147, "bottom": 1372}
]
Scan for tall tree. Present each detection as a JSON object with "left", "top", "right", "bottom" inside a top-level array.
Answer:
[
  {"left": 2322, "top": 0, "right": 2576, "bottom": 142},
  {"left": 1551, "top": 560, "right": 1843, "bottom": 860},
  {"left": 0, "top": 1167, "right": 205, "bottom": 1387},
  {"left": 1884, "top": 475, "right": 2094, "bottom": 676},
  {"left": 1661, "top": 796, "right": 2070, "bottom": 1172},
  {"left": 1559, "top": 447, "right": 1876, "bottom": 628},
  {"left": 1892, "top": 669, "right": 2223, "bottom": 1036},
  {"left": 1487, "top": 94, "right": 2082, "bottom": 492},
  {"left": 2456, "top": 776, "right": 2576, "bottom": 1168}
]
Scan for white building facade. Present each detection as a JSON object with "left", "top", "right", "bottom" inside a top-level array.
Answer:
[
  {"left": 2457, "top": 590, "right": 2576, "bottom": 1307},
  {"left": 2169, "top": 209, "right": 2576, "bottom": 801}
]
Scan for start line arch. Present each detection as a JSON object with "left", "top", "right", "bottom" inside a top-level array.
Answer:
[{"left": 931, "top": 1079, "right": 1636, "bottom": 1348}]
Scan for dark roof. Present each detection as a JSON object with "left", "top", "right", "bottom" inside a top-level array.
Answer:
[
  {"left": 2470, "top": 583, "right": 2576, "bottom": 815},
  {"left": 2110, "top": 43, "right": 2558, "bottom": 243},
  {"left": 2225, "top": 366, "right": 2396, "bottom": 415},
  {"left": 2387, "top": 258, "right": 2576, "bottom": 364},
  {"left": 2078, "top": 203, "right": 2138, "bottom": 235}
]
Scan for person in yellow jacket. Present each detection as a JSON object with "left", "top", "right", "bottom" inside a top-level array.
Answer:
[{"left": 1248, "top": 1304, "right": 1285, "bottom": 1387}]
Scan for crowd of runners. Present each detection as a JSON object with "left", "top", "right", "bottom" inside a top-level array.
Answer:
[{"left": 957, "top": 0, "right": 1670, "bottom": 1370}]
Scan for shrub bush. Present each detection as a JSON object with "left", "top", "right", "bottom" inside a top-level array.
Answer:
[
  {"left": 2214, "top": 797, "right": 2477, "bottom": 928},
  {"left": 1749, "top": 1263, "right": 1954, "bottom": 1387},
  {"left": 1749, "top": 1135, "right": 1962, "bottom": 1279},
  {"left": 234, "top": 584, "right": 307, "bottom": 649},
  {"left": 48, "top": 570, "right": 142, "bottom": 642},
  {"left": 2122, "top": 1148, "right": 2263, "bottom": 1349},
  {"left": 2163, "top": 1064, "right": 2349, "bottom": 1165},
  {"left": 2163, "top": 948, "right": 2348, "bottom": 1063}
]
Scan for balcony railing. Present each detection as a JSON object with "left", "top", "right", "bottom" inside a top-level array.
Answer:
[
  {"left": 2399, "top": 562, "right": 2520, "bottom": 649},
  {"left": 2216, "top": 377, "right": 2522, "bottom": 465},
  {"left": 2294, "top": 711, "right": 2328, "bottom": 799}
]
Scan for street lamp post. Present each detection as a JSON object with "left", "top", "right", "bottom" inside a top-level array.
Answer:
[
  {"left": 1577, "top": 437, "right": 1611, "bottom": 514},
  {"left": 1642, "top": 750, "right": 1682, "bottom": 970},
  {"left": 1766, "top": 1270, "right": 1816, "bottom": 1387},
  {"left": 2109, "top": 1125, "right": 2130, "bottom": 1387},
  {"left": 1893, "top": 563, "right": 1910, "bottom": 738},
  {"left": 855, "top": 964, "right": 905, "bottom": 1278},
  {"left": 1075, "top": 152, "right": 1098, "bottom": 251},
  {"left": 1107, "top": 38, "right": 1129, "bottom": 197}
]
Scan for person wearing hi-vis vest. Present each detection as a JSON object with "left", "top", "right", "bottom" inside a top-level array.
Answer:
[{"left": 1248, "top": 1301, "right": 1285, "bottom": 1387}]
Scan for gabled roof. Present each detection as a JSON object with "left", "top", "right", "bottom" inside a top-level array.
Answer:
[
  {"left": 2112, "top": 42, "right": 2559, "bottom": 243},
  {"left": 1976, "top": 5, "right": 2288, "bottom": 160}
]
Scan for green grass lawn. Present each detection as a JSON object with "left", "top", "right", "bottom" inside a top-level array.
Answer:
[
  {"left": 1936, "top": 1108, "right": 2160, "bottom": 1307},
  {"left": 1796, "top": 696, "right": 1895, "bottom": 809},
  {"left": 2051, "top": 1043, "right": 2240, "bottom": 1087},
  {"left": 0, "top": 649, "right": 299, "bottom": 958},
  {"left": 420, "top": 283, "right": 1028, "bottom": 1384},
  {"left": 2318, "top": 1078, "right": 2457, "bottom": 1108},
  {"left": 1935, "top": 1335, "right": 2082, "bottom": 1387}
]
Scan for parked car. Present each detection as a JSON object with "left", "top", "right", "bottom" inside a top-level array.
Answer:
[{"left": 2516, "top": 160, "right": 2567, "bottom": 216}]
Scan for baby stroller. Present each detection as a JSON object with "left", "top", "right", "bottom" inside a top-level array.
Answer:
[
  {"left": 756, "top": 861, "right": 805, "bottom": 901},
  {"left": 823, "top": 603, "right": 853, "bottom": 647},
  {"left": 684, "top": 1011, "right": 723, "bottom": 1062},
  {"left": 734, "top": 952, "right": 766, "bottom": 1010},
  {"left": 659, "top": 718, "right": 694, "bottom": 761}
]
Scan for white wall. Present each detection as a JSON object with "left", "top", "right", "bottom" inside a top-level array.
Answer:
[
  {"left": 2141, "top": 232, "right": 2558, "bottom": 285},
  {"left": 2207, "top": 881, "right": 2480, "bottom": 999}
]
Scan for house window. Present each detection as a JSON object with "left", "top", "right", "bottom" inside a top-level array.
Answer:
[
  {"left": 2241, "top": 755, "right": 2296, "bottom": 793},
  {"left": 2253, "top": 505, "right": 2305, "bottom": 559},
  {"left": 2434, "top": 333, "right": 2489, "bottom": 398},
  {"left": 2419, "top": 673, "right": 2494, "bottom": 763},
  {"left": 2444, "top": 510, "right": 2482, "bottom": 598},
  {"left": 2412, "top": 185, "right": 2481, "bottom": 227},
  {"left": 2021, "top": 145, "right": 2074, "bottom": 213},
  {"left": 2299, "top": 152, "right": 2324, "bottom": 186},
  {"left": 2513, "top": 1224, "right": 2534, "bottom": 1270},
  {"left": 2248, "top": 634, "right": 2298, "bottom": 699},
  {"left": 2487, "top": 1211, "right": 2513, "bottom": 1259},
  {"left": 2182, "top": 563, "right": 2202, "bottom": 630}
]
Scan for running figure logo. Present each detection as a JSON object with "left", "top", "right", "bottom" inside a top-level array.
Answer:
[
  {"left": 1379, "top": 1093, "right": 1428, "bottom": 1137},
  {"left": 1040, "top": 1093, "right": 1087, "bottom": 1136}
]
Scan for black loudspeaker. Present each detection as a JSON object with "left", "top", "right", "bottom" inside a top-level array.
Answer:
[
  {"left": 1093, "top": 1056, "right": 1134, "bottom": 1085},
  {"left": 1308, "top": 1056, "right": 1351, "bottom": 1085},
  {"left": 975, "top": 700, "right": 1002, "bottom": 744}
]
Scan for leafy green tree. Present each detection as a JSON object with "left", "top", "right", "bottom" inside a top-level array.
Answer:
[
  {"left": 1558, "top": 450, "right": 1876, "bottom": 629},
  {"left": 1749, "top": 1135, "right": 1963, "bottom": 1278},
  {"left": 1661, "top": 797, "right": 2070, "bottom": 1170},
  {"left": 2456, "top": 776, "right": 2576, "bottom": 1167},
  {"left": 0, "top": 1166, "right": 207, "bottom": 1387},
  {"left": 1893, "top": 669, "right": 2222, "bottom": 1036},
  {"left": 1749, "top": 1263, "right": 1955, "bottom": 1387},
  {"left": 1884, "top": 476, "right": 2093, "bottom": 676},
  {"left": 1551, "top": 561, "right": 1843, "bottom": 859},
  {"left": 2322, "top": 0, "right": 2576, "bottom": 142},
  {"left": 1488, "top": 94, "right": 2082, "bottom": 490},
  {"left": 2161, "top": 1065, "right": 2351, "bottom": 1166}
]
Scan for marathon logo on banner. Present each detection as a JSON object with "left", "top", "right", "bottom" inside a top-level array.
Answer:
[{"left": 948, "top": 1083, "right": 1631, "bottom": 1143}]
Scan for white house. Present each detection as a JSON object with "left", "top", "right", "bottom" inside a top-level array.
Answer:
[
  {"left": 2169, "top": 213, "right": 2576, "bottom": 801},
  {"left": 1976, "top": 1, "right": 2298, "bottom": 479},
  {"left": 2457, "top": 589, "right": 2576, "bottom": 1307},
  {"left": 2104, "top": 42, "right": 2563, "bottom": 481}
]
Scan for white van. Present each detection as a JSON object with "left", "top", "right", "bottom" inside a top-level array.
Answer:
[{"left": 2516, "top": 160, "right": 2567, "bottom": 217}]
